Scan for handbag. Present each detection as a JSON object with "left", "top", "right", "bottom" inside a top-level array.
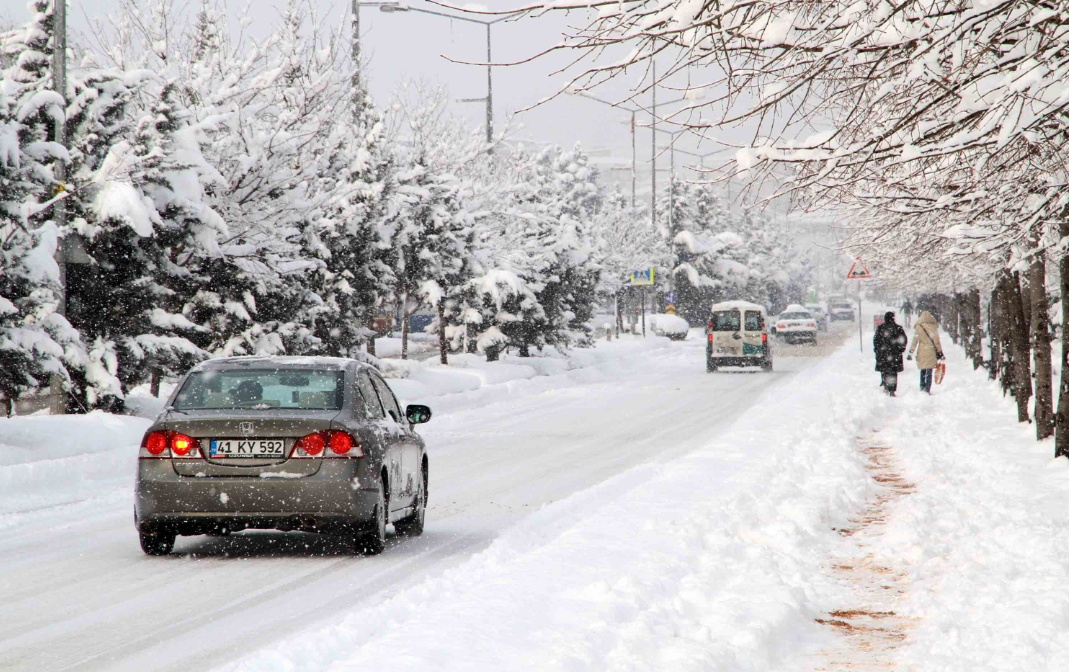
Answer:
[{"left": 935, "top": 361, "right": 946, "bottom": 384}]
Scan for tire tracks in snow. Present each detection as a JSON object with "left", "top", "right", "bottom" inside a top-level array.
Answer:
[{"left": 808, "top": 430, "right": 916, "bottom": 671}]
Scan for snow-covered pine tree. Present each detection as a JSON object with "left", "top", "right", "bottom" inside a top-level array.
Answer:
[
  {"left": 0, "top": 77, "right": 80, "bottom": 413},
  {"left": 179, "top": 1, "right": 352, "bottom": 358},
  {"left": 67, "top": 83, "right": 221, "bottom": 408},
  {"left": 301, "top": 92, "right": 395, "bottom": 358},
  {"left": 0, "top": 1, "right": 87, "bottom": 412},
  {"left": 507, "top": 143, "right": 601, "bottom": 352}
]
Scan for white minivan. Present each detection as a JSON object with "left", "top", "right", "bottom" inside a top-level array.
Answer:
[{"left": 705, "top": 300, "right": 773, "bottom": 372}]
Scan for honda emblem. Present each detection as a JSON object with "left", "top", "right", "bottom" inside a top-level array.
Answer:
[{"left": 239, "top": 422, "right": 254, "bottom": 436}]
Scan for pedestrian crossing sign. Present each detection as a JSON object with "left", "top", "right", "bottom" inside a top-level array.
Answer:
[
  {"left": 629, "top": 268, "right": 655, "bottom": 286},
  {"left": 846, "top": 258, "right": 872, "bottom": 280}
]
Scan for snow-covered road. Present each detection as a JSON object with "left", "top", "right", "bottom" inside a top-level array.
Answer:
[{"left": 0, "top": 333, "right": 844, "bottom": 672}]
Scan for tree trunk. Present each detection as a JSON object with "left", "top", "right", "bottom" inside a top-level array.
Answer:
[
  {"left": 150, "top": 367, "right": 162, "bottom": 398},
  {"left": 1007, "top": 270, "right": 1033, "bottom": 423},
  {"left": 1031, "top": 247, "right": 1054, "bottom": 440},
  {"left": 996, "top": 277, "right": 1015, "bottom": 396},
  {"left": 437, "top": 301, "right": 448, "bottom": 365},
  {"left": 1057, "top": 217, "right": 1069, "bottom": 456},
  {"left": 466, "top": 323, "right": 478, "bottom": 354},
  {"left": 947, "top": 294, "right": 961, "bottom": 344},
  {"left": 958, "top": 293, "right": 971, "bottom": 351},
  {"left": 400, "top": 294, "right": 410, "bottom": 360},
  {"left": 988, "top": 287, "right": 1000, "bottom": 381},
  {"left": 968, "top": 289, "right": 984, "bottom": 370}
]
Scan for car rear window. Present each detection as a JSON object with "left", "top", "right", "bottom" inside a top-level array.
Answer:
[
  {"left": 744, "top": 311, "right": 764, "bottom": 331},
  {"left": 711, "top": 310, "right": 741, "bottom": 331},
  {"left": 781, "top": 312, "right": 811, "bottom": 320},
  {"left": 174, "top": 369, "right": 345, "bottom": 410}
]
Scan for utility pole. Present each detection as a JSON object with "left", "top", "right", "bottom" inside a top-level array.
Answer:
[
  {"left": 651, "top": 59, "right": 656, "bottom": 230},
  {"left": 352, "top": 0, "right": 361, "bottom": 102},
  {"left": 485, "top": 25, "right": 492, "bottom": 146},
  {"left": 49, "top": 0, "right": 68, "bottom": 416},
  {"left": 630, "top": 111, "right": 636, "bottom": 208}
]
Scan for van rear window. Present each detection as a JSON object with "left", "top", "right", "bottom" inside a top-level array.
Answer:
[
  {"left": 711, "top": 310, "right": 741, "bottom": 331},
  {"left": 745, "top": 311, "right": 764, "bottom": 330}
]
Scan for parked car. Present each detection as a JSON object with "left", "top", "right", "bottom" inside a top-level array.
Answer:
[
  {"left": 650, "top": 313, "right": 690, "bottom": 341},
  {"left": 774, "top": 304, "right": 818, "bottom": 344},
  {"left": 706, "top": 300, "right": 772, "bottom": 372},
  {"left": 828, "top": 299, "right": 856, "bottom": 322},
  {"left": 134, "top": 356, "right": 432, "bottom": 556},
  {"left": 805, "top": 303, "right": 830, "bottom": 331}
]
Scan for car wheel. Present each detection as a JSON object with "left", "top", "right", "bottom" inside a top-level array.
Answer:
[
  {"left": 357, "top": 477, "right": 388, "bottom": 555},
  {"left": 762, "top": 358, "right": 774, "bottom": 372},
  {"left": 395, "top": 464, "right": 427, "bottom": 537},
  {"left": 139, "top": 528, "right": 176, "bottom": 556}
]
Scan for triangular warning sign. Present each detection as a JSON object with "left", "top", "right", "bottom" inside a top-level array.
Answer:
[{"left": 846, "top": 257, "right": 872, "bottom": 280}]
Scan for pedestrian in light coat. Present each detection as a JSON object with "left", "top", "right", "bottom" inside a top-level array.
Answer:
[
  {"left": 873, "top": 311, "right": 908, "bottom": 396},
  {"left": 908, "top": 310, "right": 944, "bottom": 394}
]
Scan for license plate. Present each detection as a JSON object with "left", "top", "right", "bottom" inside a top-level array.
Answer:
[{"left": 209, "top": 439, "right": 286, "bottom": 458}]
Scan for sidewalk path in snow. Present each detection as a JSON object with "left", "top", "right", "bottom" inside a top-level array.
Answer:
[{"left": 808, "top": 430, "right": 916, "bottom": 670}]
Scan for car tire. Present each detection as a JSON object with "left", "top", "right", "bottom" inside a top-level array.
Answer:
[
  {"left": 395, "top": 465, "right": 427, "bottom": 537},
  {"left": 139, "top": 528, "right": 176, "bottom": 556},
  {"left": 762, "top": 358, "right": 774, "bottom": 372},
  {"left": 357, "top": 477, "right": 388, "bottom": 555},
  {"left": 706, "top": 358, "right": 718, "bottom": 373}
]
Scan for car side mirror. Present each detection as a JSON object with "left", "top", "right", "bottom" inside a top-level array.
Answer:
[{"left": 406, "top": 404, "right": 432, "bottom": 424}]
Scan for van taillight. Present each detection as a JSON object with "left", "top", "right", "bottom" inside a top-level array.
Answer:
[{"left": 762, "top": 333, "right": 768, "bottom": 343}]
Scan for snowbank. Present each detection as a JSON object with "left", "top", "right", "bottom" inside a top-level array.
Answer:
[
  {"left": 219, "top": 336, "right": 884, "bottom": 672},
  {"left": 0, "top": 411, "right": 149, "bottom": 523},
  {"left": 379, "top": 338, "right": 674, "bottom": 414}
]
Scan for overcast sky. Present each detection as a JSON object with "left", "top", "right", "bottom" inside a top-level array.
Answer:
[{"left": 0, "top": 0, "right": 780, "bottom": 207}]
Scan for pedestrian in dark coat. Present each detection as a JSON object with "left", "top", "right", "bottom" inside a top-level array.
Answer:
[{"left": 873, "top": 311, "right": 907, "bottom": 396}]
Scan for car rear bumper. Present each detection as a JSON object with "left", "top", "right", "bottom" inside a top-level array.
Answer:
[{"left": 135, "top": 460, "right": 379, "bottom": 534}]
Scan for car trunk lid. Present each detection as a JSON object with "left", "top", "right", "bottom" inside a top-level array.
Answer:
[{"left": 159, "top": 410, "right": 340, "bottom": 477}]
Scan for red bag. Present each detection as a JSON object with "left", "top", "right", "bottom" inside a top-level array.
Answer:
[{"left": 935, "top": 361, "right": 946, "bottom": 385}]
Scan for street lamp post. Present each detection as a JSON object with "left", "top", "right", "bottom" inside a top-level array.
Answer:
[{"left": 368, "top": 2, "right": 515, "bottom": 147}]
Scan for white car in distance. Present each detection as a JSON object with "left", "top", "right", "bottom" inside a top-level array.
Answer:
[
  {"left": 774, "top": 304, "right": 818, "bottom": 344},
  {"left": 805, "top": 304, "right": 830, "bottom": 331}
]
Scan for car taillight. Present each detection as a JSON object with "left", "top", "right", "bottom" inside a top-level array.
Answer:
[
  {"left": 762, "top": 333, "right": 768, "bottom": 343},
  {"left": 171, "top": 433, "right": 198, "bottom": 457},
  {"left": 807, "top": 322, "right": 815, "bottom": 328},
  {"left": 294, "top": 432, "right": 325, "bottom": 457},
  {"left": 139, "top": 430, "right": 201, "bottom": 459},
  {"left": 328, "top": 431, "right": 355, "bottom": 456},
  {"left": 777, "top": 323, "right": 786, "bottom": 329},
  {"left": 142, "top": 430, "right": 170, "bottom": 457},
  {"left": 292, "top": 431, "right": 364, "bottom": 459},
  {"left": 708, "top": 333, "right": 714, "bottom": 342}
]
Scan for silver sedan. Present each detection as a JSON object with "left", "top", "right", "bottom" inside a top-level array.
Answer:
[{"left": 134, "top": 356, "right": 431, "bottom": 556}]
